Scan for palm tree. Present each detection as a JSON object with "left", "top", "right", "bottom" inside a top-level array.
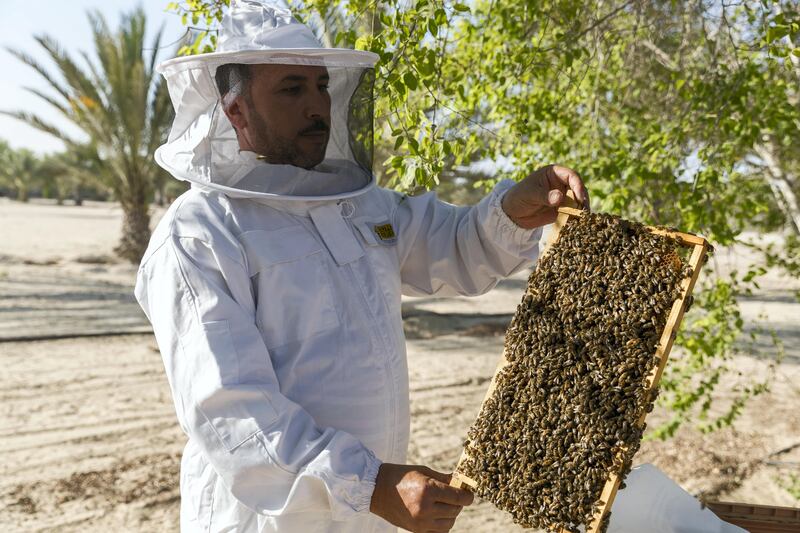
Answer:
[
  {"left": 0, "top": 144, "right": 41, "bottom": 202},
  {"left": 0, "top": 139, "right": 13, "bottom": 197},
  {"left": 38, "top": 145, "right": 105, "bottom": 205},
  {"left": 2, "top": 8, "right": 174, "bottom": 262}
]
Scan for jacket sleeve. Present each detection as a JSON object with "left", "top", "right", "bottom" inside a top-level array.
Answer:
[
  {"left": 134, "top": 230, "right": 381, "bottom": 521},
  {"left": 394, "top": 178, "right": 543, "bottom": 297}
]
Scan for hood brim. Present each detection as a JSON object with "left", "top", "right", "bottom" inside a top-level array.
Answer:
[{"left": 157, "top": 48, "right": 379, "bottom": 75}]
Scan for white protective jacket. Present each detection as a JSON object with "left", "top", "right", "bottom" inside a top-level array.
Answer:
[{"left": 135, "top": 171, "right": 542, "bottom": 532}]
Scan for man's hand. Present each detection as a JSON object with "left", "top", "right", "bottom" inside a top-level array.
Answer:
[
  {"left": 370, "top": 463, "right": 474, "bottom": 532},
  {"left": 501, "top": 164, "right": 589, "bottom": 229}
]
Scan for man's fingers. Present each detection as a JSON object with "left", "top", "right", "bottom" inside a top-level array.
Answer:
[
  {"left": 547, "top": 165, "right": 589, "bottom": 209},
  {"left": 428, "top": 480, "right": 475, "bottom": 507},
  {"left": 431, "top": 501, "right": 465, "bottom": 518},
  {"left": 429, "top": 517, "right": 457, "bottom": 531}
]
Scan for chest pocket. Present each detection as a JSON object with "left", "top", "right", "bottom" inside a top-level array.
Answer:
[
  {"left": 240, "top": 226, "right": 340, "bottom": 349},
  {"left": 352, "top": 216, "right": 402, "bottom": 310}
]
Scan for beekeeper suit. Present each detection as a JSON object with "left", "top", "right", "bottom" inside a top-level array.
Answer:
[{"left": 135, "top": 1, "right": 587, "bottom": 532}]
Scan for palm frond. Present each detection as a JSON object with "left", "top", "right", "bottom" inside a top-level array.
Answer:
[
  {"left": 4, "top": 47, "right": 72, "bottom": 102},
  {"left": 0, "top": 109, "right": 82, "bottom": 147},
  {"left": 147, "top": 22, "right": 166, "bottom": 80},
  {"left": 21, "top": 87, "right": 73, "bottom": 120}
]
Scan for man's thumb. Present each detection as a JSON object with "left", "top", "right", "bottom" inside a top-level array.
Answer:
[{"left": 547, "top": 189, "right": 563, "bottom": 206}]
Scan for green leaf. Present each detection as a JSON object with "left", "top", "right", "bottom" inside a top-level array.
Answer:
[
  {"left": 418, "top": 59, "right": 435, "bottom": 77},
  {"left": 392, "top": 78, "right": 407, "bottom": 97},
  {"left": 443, "top": 140, "right": 452, "bottom": 156},
  {"left": 355, "top": 36, "right": 370, "bottom": 51},
  {"left": 766, "top": 24, "right": 790, "bottom": 44},
  {"left": 403, "top": 71, "right": 418, "bottom": 91}
]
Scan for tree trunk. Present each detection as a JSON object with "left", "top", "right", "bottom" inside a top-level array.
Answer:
[
  {"left": 115, "top": 196, "right": 151, "bottom": 263},
  {"left": 755, "top": 143, "right": 800, "bottom": 235},
  {"left": 16, "top": 185, "right": 28, "bottom": 202},
  {"left": 156, "top": 181, "right": 165, "bottom": 207}
]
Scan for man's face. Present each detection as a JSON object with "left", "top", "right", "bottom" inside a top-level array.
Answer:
[{"left": 231, "top": 64, "right": 332, "bottom": 169}]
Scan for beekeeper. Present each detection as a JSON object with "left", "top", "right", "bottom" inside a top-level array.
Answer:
[{"left": 135, "top": 1, "right": 588, "bottom": 532}]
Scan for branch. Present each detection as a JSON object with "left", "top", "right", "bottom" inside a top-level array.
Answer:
[{"left": 640, "top": 39, "right": 680, "bottom": 72}]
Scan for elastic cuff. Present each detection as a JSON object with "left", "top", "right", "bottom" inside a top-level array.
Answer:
[
  {"left": 489, "top": 179, "right": 542, "bottom": 250},
  {"left": 352, "top": 449, "right": 382, "bottom": 514}
]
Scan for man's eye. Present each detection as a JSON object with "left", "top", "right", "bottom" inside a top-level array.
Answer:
[
  {"left": 319, "top": 84, "right": 330, "bottom": 91},
  {"left": 282, "top": 86, "right": 301, "bottom": 94}
]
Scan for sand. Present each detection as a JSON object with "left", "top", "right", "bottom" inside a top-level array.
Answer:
[{"left": 1, "top": 197, "right": 798, "bottom": 531}]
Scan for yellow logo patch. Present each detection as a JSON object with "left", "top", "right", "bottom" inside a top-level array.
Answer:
[{"left": 373, "top": 223, "right": 397, "bottom": 242}]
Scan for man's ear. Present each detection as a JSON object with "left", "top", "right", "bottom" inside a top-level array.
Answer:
[{"left": 222, "top": 96, "right": 248, "bottom": 132}]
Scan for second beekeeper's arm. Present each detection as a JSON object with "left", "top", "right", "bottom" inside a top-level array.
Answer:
[
  {"left": 134, "top": 220, "right": 380, "bottom": 521},
  {"left": 395, "top": 165, "right": 589, "bottom": 296}
]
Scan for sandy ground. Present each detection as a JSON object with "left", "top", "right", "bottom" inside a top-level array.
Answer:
[{"left": 1, "top": 197, "right": 799, "bottom": 532}]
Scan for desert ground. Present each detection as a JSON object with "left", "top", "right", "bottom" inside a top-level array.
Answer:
[{"left": 1, "top": 197, "right": 798, "bottom": 532}]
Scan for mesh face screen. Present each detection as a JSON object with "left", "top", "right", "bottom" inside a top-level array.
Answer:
[{"left": 347, "top": 68, "right": 375, "bottom": 176}]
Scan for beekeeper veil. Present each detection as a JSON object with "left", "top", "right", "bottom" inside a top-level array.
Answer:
[{"left": 155, "top": 0, "right": 379, "bottom": 199}]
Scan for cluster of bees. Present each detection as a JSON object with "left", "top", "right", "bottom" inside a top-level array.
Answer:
[{"left": 458, "top": 212, "right": 693, "bottom": 532}]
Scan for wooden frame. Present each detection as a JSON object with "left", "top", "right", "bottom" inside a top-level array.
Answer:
[
  {"left": 450, "top": 196, "right": 711, "bottom": 532},
  {"left": 706, "top": 501, "right": 800, "bottom": 533}
]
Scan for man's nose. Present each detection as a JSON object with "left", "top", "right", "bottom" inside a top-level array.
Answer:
[{"left": 305, "top": 90, "right": 330, "bottom": 121}]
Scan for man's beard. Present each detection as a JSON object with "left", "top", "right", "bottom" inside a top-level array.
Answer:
[{"left": 248, "top": 108, "right": 329, "bottom": 170}]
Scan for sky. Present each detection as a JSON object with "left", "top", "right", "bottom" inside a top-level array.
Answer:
[{"left": 0, "top": 0, "right": 187, "bottom": 154}]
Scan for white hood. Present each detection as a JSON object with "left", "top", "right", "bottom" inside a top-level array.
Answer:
[{"left": 154, "top": 0, "right": 379, "bottom": 201}]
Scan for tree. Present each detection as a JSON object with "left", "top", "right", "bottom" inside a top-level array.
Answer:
[
  {"left": 0, "top": 144, "right": 42, "bottom": 202},
  {"left": 2, "top": 8, "right": 174, "bottom": 262},
  {"left": 0, "top": 140, "right": 13, "bottom": 197},
  {"left": 37, "top": 152, "right": 69, "bottom": 204},
  {"left": 37, "top": 145, "right": 107, "bottom": 205}
]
